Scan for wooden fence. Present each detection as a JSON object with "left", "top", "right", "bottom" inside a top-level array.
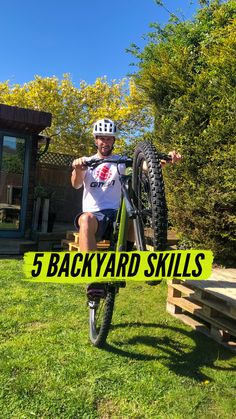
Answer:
[{"left": 36, "top": 152, "right": 82, "bottom": 224}]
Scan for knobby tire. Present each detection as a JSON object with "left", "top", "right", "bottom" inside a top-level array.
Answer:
[
  {"left": 89, "top": 286, "right": 116, "bottom": 347},
  {"left": 132, "top": 141, "right": 168, "bottom": 251}
]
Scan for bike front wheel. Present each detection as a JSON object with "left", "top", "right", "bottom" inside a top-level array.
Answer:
[
  {"left": 89, "top": 286, "right": 116, "bottom": 347},
  {"left": 132, "top": 141, "right": 168, "bottom": 251}
]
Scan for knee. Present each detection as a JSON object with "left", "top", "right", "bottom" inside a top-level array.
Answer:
[{"left": 79, "top": 212, "right": 97, "bottom": 231}]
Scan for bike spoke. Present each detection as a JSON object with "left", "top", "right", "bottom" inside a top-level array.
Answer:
[
  {"left": 95, "top": 299, "right": 105, "bottom": 330},
  {"left": 89, "top": 288, "right": 116, "bottom": 347}
]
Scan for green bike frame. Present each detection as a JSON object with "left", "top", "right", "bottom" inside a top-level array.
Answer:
[
  {"left": 114, "top": 167, "right": 133, "bottom": 252},
  {"left": 116, "top": 198, "right": 128, "bottom": 251}
]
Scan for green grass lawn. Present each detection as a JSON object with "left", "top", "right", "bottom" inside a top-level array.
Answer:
[{"left": 0, "top": 258, "right": 235, "bottom": 418}]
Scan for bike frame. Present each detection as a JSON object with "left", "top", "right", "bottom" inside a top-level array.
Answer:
[
  {"left": 114, "top": 168, "right": 133, "bottom": 252},
  {"left": 115, "top": 198, "right": 128, "bottom": 251},
  {"left": 84, "top": 157, "right": 136, "bottom": 254},
  {"left": 86, "top": 145, "right": 170, "bottom": 347}
]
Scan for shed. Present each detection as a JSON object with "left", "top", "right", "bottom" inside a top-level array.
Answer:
[{"left": 0, "top": 103, "right": 52, "bottom": 239}]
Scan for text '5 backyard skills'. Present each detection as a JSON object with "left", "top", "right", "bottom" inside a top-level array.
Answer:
[{"left": 23, "top": 250, "right": 213, "bottom": 283}]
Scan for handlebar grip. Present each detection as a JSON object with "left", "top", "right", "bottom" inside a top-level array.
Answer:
[{"left": 158, "top": 153, "right": 172, "bottom": 161}]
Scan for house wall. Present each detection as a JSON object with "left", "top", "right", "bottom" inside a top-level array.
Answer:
[{"left": 0, "top": 104, "right": 52, "bottom": 239}]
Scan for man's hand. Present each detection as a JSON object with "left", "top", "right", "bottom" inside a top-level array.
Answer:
[
  {"left": 161, "top": 150, "right": 182, "bottom": 166},
  {"left": 168, "top": 150, "right": 182, "bottom": 163},
  {"left": 72, "top": 157, "right": 88, "bottom": 171},
  {"left": 71, "top": 157, "right": 88, "bottom": 189}
]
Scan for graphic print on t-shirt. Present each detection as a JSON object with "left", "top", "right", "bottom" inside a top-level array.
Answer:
[
  {"left": 94, "top": 165, "right": 112, "bottom": 182},
  {"left": 82, "top": 154, "right": 125, "bottom": 212}
]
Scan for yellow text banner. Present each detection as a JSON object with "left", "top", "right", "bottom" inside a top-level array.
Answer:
[{"left": 23, "top": 250, "right": 213, "bottom": 284}]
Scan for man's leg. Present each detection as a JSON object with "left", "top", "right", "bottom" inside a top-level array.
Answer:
[
  {"left": 78, "top": 212, "right": 98, "bottom": 251},
  {"left": 77, "top": 212, "right": 107, "bottom": 299}
]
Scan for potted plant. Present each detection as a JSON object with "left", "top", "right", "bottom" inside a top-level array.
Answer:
[{"left": 34, "top": 185, "right": 56, "bottom": 232}]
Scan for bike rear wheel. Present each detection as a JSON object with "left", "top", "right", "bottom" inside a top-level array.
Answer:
[
  {"left": 132, "top": 141, "right": 168, "bottom": 251},
  {"left": 89, "top": 285, "right": 116, "bottom": 347}
]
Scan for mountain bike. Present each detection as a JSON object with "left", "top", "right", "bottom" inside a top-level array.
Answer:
[{"left": 84, "top": 141, "right": 170, "bottom": 347}]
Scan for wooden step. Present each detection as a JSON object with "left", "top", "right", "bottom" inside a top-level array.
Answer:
[
  {"left": 168, "top": 312, "right": 236, "bottom": 351},
  {"left": 167, "top": 229, "right": 179, "bottom": 246},
  {"left": 72, "top": 233, "right": 110, "bottom": 247},
  {"left": 66, "top": 230, "right": 76, "bottom": 240},
  {"left": 66, "top": 228, "right": 178, "bottom": 249},
  {"left": 167, "top": 295, "right": 236, "bottom": 336},
  {"left": 69, "top": 240, "right": 110, "bottom": 252},
  {"left": 61, "top": 239, "right": 71, "bottom": 250},
  {"left": 73, "top": 232, "right": 80, "bottom": 244},
  {"left": 62, "top": 229, "right": 111, "bottom": 251},
  {"left": 167, "top": 269, "right": 236, "bottom": 352},
  {"left": 140, "top": 229, "right": 179, "bottom": 251}
]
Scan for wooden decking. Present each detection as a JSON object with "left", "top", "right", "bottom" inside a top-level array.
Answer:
[
  {"left": 167, "top": 269, "right": 236, "bottom": 352},
  {"left": 61, "top": 228, "right": 179, "bottom": 252},
  {"left": 61, "top": 231, "right": 110, "bottom": 251},
  {"left": 61, "top": 229, "right": 236, "bottom": 351}
]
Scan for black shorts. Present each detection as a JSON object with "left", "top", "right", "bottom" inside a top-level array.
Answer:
[{"left": 74, "top": 209, "right": 117, "bottom": 242}]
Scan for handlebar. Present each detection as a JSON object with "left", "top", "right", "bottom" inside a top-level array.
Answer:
[
  {"left": 83, "top": 154, "right": 172, "bottom": 168},
  {"left": 84, "top": 157, "right": 133, "bottom": 169},
  {"left": 71, "top": 153, "right": 172, "bottom": 169}
]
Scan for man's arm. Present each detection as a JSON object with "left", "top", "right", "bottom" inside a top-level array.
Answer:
[{"left": 71, "top": 157, "right": 88, "bottom": 189}]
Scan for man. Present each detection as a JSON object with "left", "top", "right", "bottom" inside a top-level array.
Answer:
[
  {"left": 71, "top": 118, "right": 181, "bottom": 252},
  {"left": 72, "top": 118, "right": 181, "bottom": 297},
  {"left": 71, "top": 118, "right": 124, "bottom": 252}
]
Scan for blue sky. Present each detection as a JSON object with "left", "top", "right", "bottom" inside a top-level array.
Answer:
[{"left": 1, "top": 0, "right": 200, "bottom": 87}]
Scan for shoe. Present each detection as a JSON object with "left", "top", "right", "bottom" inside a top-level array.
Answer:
[
  {"left": 87, "top": 283, "right": 107, "bottom": 300},
  {"left": 146, "top": 280, "right": 162, "bottom": 286}
]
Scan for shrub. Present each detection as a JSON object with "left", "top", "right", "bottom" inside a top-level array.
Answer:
[{"left": 130, "top": 0, "right": 236, "bottom": 262}]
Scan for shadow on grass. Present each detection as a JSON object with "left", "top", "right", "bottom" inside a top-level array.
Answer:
[{"left": 102, "top": 322, "right": 235, "bottom": 382}]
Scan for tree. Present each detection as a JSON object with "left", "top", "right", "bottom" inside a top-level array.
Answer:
[
  {"left": 0, "top": 75, "right": 151, "bottom": 156},
  {"left": 129, "top": 0, "right": 236, "bottom": 261}
]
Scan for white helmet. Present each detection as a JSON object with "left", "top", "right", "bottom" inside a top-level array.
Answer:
[{"left": 93, "top": 118, "right": 118, "bottom": 137}]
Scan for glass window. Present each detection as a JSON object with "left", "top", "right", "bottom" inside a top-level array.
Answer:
[{"left": 0, "top": 136, "right": 26, "bottom": 230}]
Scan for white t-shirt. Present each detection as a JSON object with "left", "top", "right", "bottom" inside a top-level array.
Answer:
[{"left": 82, "top": 154, "right": 126, "bottom": 212}]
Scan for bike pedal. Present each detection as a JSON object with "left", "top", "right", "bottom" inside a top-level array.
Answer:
[
  {"left": 86, "top": 283, "right": 107, "bottom": 300},
  {"left": 146, "top": 280, "right": 162, "bottom": 286}
]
